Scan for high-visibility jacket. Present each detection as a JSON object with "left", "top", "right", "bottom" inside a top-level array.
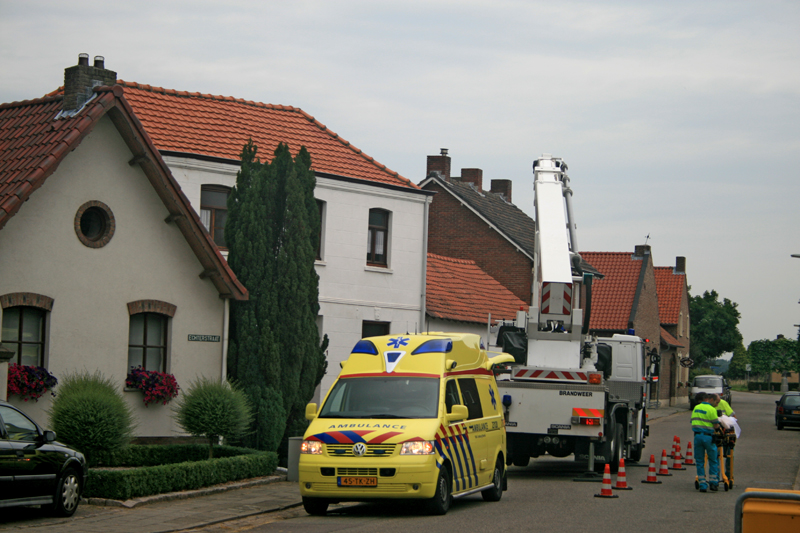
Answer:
[
  {"left": 717, "top": 399, "right": 734, "bottom": 417},
  {"left": 692, "top": 402, "right": 718, "bottom": 435}
]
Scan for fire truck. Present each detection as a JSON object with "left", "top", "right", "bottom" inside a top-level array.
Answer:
[{"left": 495, "top": 155, "right": 651, "bottom": 473}]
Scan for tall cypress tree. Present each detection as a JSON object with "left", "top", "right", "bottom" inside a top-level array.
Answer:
[{"left": 226, "top": 141, "right": 327, "bottom": 451}]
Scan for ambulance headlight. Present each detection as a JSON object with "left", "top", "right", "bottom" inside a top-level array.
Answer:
[
  {"left": 300, "top": 440, "right": 323, "bottom": 454},
  {"left": 400, "top": 441, "right": 435, "bottom": 455}
]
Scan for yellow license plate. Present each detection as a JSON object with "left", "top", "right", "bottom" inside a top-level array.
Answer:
[
  {"left": 793, "top": 410, "right": 800, "bottom": 415},
  {"left": 338, "top": 476, "right": 378, "bottom": 487}
]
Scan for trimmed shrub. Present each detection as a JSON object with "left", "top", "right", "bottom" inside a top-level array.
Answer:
[
  {"left": 84, "top": 451, "right": 278, "bottom": 500},
  {"left": 48, "top": 371, "right": 135, "bottom": 465},
  {"left": 92, "top": 443, "right": 261, "bottom": 467},
  {"left": 173, "top": 377, "right": 253, "bottom": 458}
]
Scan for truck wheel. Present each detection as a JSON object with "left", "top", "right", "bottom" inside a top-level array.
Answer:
[
  {"left": 481, "top": 460, "right": 504, "bottom": 502},
  {"left": 302, "top": 497, "right": 329, "bottom": 516},
  {"left": 427, "top": 466, "right": 452, "bottom": 515}
]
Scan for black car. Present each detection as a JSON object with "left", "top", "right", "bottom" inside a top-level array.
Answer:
[
  {"left": 0, "top": 400, "right": 87, "bottom": 516},
  {"left": 775, "top": 392, "right": 800, "bottom": 430}
]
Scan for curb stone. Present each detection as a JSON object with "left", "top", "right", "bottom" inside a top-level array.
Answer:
[{"left": 85, "top": 474, "right": 288, "bottom": 509}]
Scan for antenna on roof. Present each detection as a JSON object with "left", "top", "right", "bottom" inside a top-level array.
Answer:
[{"left": 644, "top": 233, "right": 651, "bottom": 245}]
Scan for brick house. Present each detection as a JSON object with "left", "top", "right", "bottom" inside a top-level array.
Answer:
[
  {"left": 654, "top": 257, "right": 692, "bottom": 405},
  {"left": 420, "top": 150, "right": 535, "bottom": 305},
  {"left": 425, "top": 253, "right": 527, "bottom": 343},
  {"left": 47, "top": 56, "right": 433, "bottom": 396},
  {"left": 0, "top": 58, "right": 248, "bottom": 435}
]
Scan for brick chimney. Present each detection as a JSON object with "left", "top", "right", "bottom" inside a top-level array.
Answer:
[
  {"left": 633, "top": 244, "right": 651, "bottom": 258},
  {"left": 491, "top": 179, "right": 512, "bottom": 202},
  {"left": 460, "top": 168, "right": 483, "bottom": 191},
  {"left": 63, "top": 53, "right": 116, "bottom": 113},
  {"left": 427, "top": 148, "right": 451, "bottom": 181},
  {"left": 675, "top": 256, "right": 686, "bottom": 274}
]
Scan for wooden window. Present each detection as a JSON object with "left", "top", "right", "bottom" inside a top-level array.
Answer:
[
  {"left": 1, "top": 307, "right": 46, "bottom": 366},
  {"left": 366, "top": 209, "right": 389, "bottom": 266},
  {"left": 128, "top": 313, "right": 168, "bottom": 372},
  {"left": 200, "top": 185, "right": 231, "bottom": 249}
]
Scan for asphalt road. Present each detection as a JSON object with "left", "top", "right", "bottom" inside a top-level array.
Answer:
[{"left": 203, "top": 391, "right": 799, "bottom": 533}]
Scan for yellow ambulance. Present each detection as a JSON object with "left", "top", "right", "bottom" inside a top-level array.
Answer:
[{"left": 299, "top": 333, "right": 515, "bottom": 515}]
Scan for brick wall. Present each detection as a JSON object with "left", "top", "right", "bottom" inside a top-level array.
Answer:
[{"left": 424, "top": 181, "right": 532, "bottom": 303}]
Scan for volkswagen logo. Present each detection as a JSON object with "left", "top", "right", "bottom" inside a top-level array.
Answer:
[{"left": 352, "top": 442, "right": 367, "bottom": 457}]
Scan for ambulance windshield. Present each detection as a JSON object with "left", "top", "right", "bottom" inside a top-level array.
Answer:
[{"left": 319, "top": 377, "right": 439, "bottom": 419}]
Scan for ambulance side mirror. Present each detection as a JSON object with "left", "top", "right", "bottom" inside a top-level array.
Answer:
[
  {"left": 446, "top": 405, "right": 468, "bottom": 423},
  {"left": 305, "top": 403, "right": 318, "bottom": 421}
]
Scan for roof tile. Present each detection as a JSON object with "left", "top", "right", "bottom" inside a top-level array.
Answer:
[
  {"left": 426, "top": 253, "right": 527, "bottom": 324},
  {"left": 654, "top": 266, "right": 686, "bottom": 325},
  {"left": 580, "top": 252, "right": 643, "bottom": 331}
]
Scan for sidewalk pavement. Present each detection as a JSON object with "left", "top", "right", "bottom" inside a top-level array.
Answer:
[{"left": 0, "top": 402, "right": 690, "bottom": 533}]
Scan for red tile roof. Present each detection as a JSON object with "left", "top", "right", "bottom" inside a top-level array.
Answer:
[
  {"left": 0, "top": 86, "right": 247, "bottom": 299},
  {"left": 654, "top": 266, "right": 686, "bottom": 325},
  {"left": 660, "top": 327, "right": 684, "bottom": 348},
  {"left": 580, "top": 252, "right": 643, "bottom": 331},
  {"left": 426, "top": 253, "right": 527, "bottom": 324},
  {"left": 107, "top": 81, "right": 418, "bottom": 190}
]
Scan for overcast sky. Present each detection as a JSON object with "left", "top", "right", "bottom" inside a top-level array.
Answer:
[{"left": 2, "top": 0, "right": 799, "bottom": 349}]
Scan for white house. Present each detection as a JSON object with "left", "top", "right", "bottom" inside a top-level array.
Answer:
[
  {"left": 0, "top": 56, "right": 247, "bottom": 436},
  {"left": 108, "top": 74, "right": 433, "bottom": 396}
]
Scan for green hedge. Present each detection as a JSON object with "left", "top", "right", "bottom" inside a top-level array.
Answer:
[
  {"left": 92, "top": 444, "right": 260, "bottom": 467},
  {"left": 84, "top": 451, "right": 278, "bottom": 500},
  {"left": 747, "top": 382, "right": 800, "bottom": 391}
]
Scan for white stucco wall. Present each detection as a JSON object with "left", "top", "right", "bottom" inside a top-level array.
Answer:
[
  {"left": 0, "top": 116, "right": 227, "bottom": 436},
  {"left": 162, "top": 157, "right": 429, "bottom": 395}
]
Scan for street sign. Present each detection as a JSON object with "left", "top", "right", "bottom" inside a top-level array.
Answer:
[
  {"left": 746, "top": 364, "right": 752, "bottom": 371},
  {"left": 188, "top": 334, "right": 221, "bottom": 342}
]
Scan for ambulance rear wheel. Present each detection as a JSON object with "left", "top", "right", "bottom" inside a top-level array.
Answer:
[
  {"left": 302, "top": 497, "right": 329, "bottom": 516},
  {"left": 482, "top": 460, "right": 504, "bottom": 502},
  {"left": 427, "top": 466, "right": 452, "bottom": 515}
]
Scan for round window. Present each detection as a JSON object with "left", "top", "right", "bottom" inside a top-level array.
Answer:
[{"left": 74, "top": 201, "right": 115, "bottom": 248}]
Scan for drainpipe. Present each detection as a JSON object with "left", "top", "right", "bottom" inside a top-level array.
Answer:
[
  {"left": 221, "top": 298, "right": 230, "bottom": 382},
  {"left": 420, "top": 196, "right": 431, "bottom": 332}
]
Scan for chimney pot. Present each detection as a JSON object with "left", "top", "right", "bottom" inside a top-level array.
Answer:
[
  {"left": 675, "top": 256, "right": 686, "bottom": 273},
  {"left": 440, "top": 148, "right": 448, "bottom": 156},
  {"left": 633, "top": 244, "right": 651, "bottom": 257},
  {"left": 427, "top": 150, "right": 451, "bottom": 181},
  {"left": 62, "top": 55, "right": 117, "bottom": 113},
  {"left": 94, "top": 56, "right": 105, "bottom": 69},
  {"left": 78, "top": 53, "right": 89, "bottom": 66}
]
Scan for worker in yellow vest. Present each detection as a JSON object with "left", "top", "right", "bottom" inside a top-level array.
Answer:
[{"left": 691, "top": 392, "right": 721, "bottom": 492}]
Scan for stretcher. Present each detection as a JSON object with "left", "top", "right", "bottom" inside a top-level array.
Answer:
[{"left": 695, "top": 427, "right": 736, "bottom": 491}]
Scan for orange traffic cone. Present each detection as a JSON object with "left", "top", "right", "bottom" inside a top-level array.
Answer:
[
  {"left": 641, "top": 454, "right": 662, "bottom": 484},
  {"left": 670, "top": 444, "right": 686, "bottom": 470},
  {"left": 684, "top": 441, "right": 695, "bottom": 465},
  {"left": 594, "top": 464, "right": 619, "bottom": 498},
  {"left": 613, "top": 458, "right": 633, "bottom": 490},
  {"left": 657, "top": 449, "right": 672, "bottom": 476},
  {"left": 670, "top": 435, "right": 678, "bottom": 458}
]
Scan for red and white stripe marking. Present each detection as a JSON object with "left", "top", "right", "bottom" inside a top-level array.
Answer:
[
  {"left": 541, "top": 282, "right": 572, "bottom": 315},
  {"left": 513, "top": 368, "right": 588, "bottom": 381}
]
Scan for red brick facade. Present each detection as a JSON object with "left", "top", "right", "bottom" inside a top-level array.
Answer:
[
  {"left": 424, "top": 181, "right": 533, "bottom": 304},
  {"left": 0, "top": 292, "right": 54, "bottom": 311},
  {"left": 127, "top": 299, "right": 177, "bottom": 317}
]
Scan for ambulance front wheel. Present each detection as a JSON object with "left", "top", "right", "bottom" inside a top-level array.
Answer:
[
  {"left": 302, "top": 497, "right": 329, "bottom": 516},
  {"left": 427, "top": 466, "right": 452, "bottom": 515},
  {"left": 482, "top": 460, "right": 504, "bottom": 502}
]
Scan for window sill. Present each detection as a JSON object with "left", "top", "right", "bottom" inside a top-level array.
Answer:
[
  {"left": 315, "top": 260, "right": 326, "bottom": 267},
  {"left": 364, "top": 265, "right": 392, "bottom": 274}
]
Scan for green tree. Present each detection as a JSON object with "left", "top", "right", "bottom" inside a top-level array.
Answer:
[
  {"left": 689, "top": 290, "right": 742, "bottom": 368},
  {"left": 748, "top": 336, "right": 800, "bottom": 385},
  {"left": 725, "top": 343, "right": 749, "bottom": 379},
  {"left": 225, "top": 141, "right": 327, "bottom": 452}
]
